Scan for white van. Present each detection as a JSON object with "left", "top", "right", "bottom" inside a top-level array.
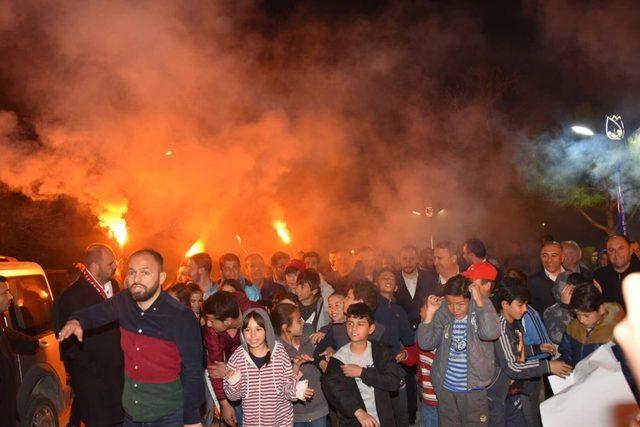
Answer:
[{"left": 0, "top": 258, "right": 71, "bottom": 427}]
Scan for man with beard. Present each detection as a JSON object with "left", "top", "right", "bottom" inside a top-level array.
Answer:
[
  {"left": 394, "top": 244, "right": 438, "bottom": 425},
  {"left": 58, "top": 249, "right": 204, "bottom": 427},
  {"left": 594, "top": 234, "right": 640, "bottom": 311},
  {"left": 54, "top": 243, "right": 124, "bottom": 427}
]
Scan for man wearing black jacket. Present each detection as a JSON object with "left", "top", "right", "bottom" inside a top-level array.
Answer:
[
  {"left": 394, "top": 245, "right": 438, "bottom": 424},
  {"left": 54, "top": 244, "right": 124, "bottom": 427},
  {"left": 593, "top": 234, "right": 640, "bottom": 311},
  {"left": 528, "top": 242, "right": 564, "bottom": 314},
  {"left": 0, "top": 275, "right": 41, "bottom": 427}
]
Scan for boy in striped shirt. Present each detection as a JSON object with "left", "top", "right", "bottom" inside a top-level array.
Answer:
[{"left": 417, "top": 275, "right": 500, "bottom": 426}]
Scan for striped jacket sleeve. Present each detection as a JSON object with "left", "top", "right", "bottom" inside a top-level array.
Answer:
[{"left": 494, "top": 319, "right": 550, "bottom": 379}]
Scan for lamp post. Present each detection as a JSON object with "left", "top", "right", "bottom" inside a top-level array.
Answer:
[{"left": 571, "top": 116, "right": 627, "bottom": 235}]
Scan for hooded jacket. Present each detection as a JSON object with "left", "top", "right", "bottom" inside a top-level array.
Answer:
[
  {"left": 279, "top": 335, "right": 329, "bottom": 423},
  {"left": 543, "top": 271, "right": 574, "bottom": 344},
  {"left": 558, "top": 302, "right": 625, "bottom": 367},
  {"left": 416, "top": 296, "right": 500, "bottom": 393},
  {"left": 223, "top": 307, "right": 306, "bottom": 426}
]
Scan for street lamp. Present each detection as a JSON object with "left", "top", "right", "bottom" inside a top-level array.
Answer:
[
  {"left": 571, "top": 125, "right": 595, "bottom": 136},
  {"left": 570, "top": 117, "right": 627, "bottom": 235}
]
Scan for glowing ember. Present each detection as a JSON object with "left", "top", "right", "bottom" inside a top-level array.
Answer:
[
  {"left": 273, "top": 220, "right": 292, "bottom": 245},
  {"left": 185, "top": 239, "right": 205, "bottom": 257},
  {"left": 165, "top": 150, "right": 173, "bottom": 156},
  {"left": 98, "top": 204, "right": 128, "bottom": 247}
]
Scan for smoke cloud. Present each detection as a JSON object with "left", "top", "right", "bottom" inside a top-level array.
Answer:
[{"left": 0, "top": 1, "right": 637, "bottom": 266}]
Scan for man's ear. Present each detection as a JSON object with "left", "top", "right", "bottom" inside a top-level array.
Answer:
[
  {"left": 451, "top": 254, "right": 457, "bottom": 264},
  {"left": 159, "top": 271, "right": 167, "bottom": 286}
]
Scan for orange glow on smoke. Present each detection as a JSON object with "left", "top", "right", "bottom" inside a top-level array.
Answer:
[
  {"left": 273, "top": 220, "right": 292, "bottom": 245},
  {"left": 185, "top": 239, "right": 205, "bottom": 257},
  {"left": 98, "top": 203, "right": 128, "bottom": 248}
]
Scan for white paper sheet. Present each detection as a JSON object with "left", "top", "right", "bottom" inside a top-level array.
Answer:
[{"left": 540, "top": 343, "right": 638, "bottom": 427}]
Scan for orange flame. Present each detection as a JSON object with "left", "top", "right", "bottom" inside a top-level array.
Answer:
[
  {"left": 185, "top": 239, "right": 205, "bottom": 257},
  {"left": 98, "top": 203, "right": 128, "bottom": 247},
  {"left": 273, "top": 220, "right": 292, "bottom": 245}
]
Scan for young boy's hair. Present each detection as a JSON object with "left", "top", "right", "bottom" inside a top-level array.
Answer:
[
  {"left": 203, "top": 290, "right": 239, "bottom": 320},
  {"left": 328, "top": 290, "right": 345, "bottom": 299},
  {"left": 351, "top": 279, "right": 380, "bottom": 310},
  {"left": 569, "top": 283, "right": 604, "bottom": 313},
  {"left": 221, "top": 278, "right": 245, "bottom": 294},
  {"left": 443, "top": 274, "right": 472, "bottom": 298},
  {"left": 297, "top": 268, "right": 321, "bottom": 293},
  {"left": 495, "top": 278, "right": 530, "bottom": 303},
  {"left": 374, "top": 267, "right": 395, "bottom": 281},
  {"left": 270, "top": 302, "right": 299, "bottom": 336},
  {"left": 346, "top": 302, "right": 375, "bottom": 325}
]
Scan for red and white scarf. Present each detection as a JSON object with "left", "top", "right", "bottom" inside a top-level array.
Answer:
[{"left": 81, "top": 266, "right": 108, "bottom": 300}]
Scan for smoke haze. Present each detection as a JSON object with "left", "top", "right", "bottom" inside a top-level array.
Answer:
[{"left": 0, "top": 1, "right": 638, "bottom": 265}]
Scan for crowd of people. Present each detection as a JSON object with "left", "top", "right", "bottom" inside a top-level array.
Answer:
[{"left": 44, "top": 233, "right": 640, "bottom": 427}]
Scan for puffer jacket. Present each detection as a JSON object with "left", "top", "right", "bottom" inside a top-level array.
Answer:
[{"left": 558, "top": 302, "right": 625, "bottom": 367}]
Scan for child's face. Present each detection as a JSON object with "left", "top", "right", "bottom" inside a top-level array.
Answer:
[
  {"left": 285, "top": 271, "right": 299, "bottom": 292},
  {"left": 502, "top": 299, "right": 528, "bottom": 321},
  {"left": 243, "top": 317, "right": 267, "bottom": 350},
  {"left": 286, "top": 311, "right": 304, "bottom": 337},
  {"left": 445, "top": 294, "right": 470, "bottom": 320},
  {"left": 346, "top": 316, "right": 375, "bottom": 343},
  {"left": 295, "top": 281, "right": 315, "bottom": 302},
  {"left": 328, "top": 295, "right": 346, "bottom": 323},
  {"left": 575, "top": 306, "right": 605, "bottom": 329},
  {"left": 343, "top": 289, "right": 363, "bottom": 313},
  {"left": 190, "top": 292, "right": 203, "bottom": 314},
  {"left": 375, "top": 271, "right": 397, "bottom": 295},
  {"left": 206, "top": 313, "right": 231, "bottom": 333}
]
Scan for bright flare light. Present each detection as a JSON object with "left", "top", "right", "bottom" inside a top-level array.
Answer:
[
  {"left": 571, "top": 125, "right": 595, "bottom": 136},
  {"left": 273, "top": 220, "right": 292, "bottom": 245},
  {"left": 185, "top": 240, "right": 205, "bottom": 257},
  {"left": 98, "top": 204, "right": 128, "bottom": 247}
]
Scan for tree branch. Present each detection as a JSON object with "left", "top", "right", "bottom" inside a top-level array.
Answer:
[{"left": 576, "top": 207, "right": 614, "bottom": 235}]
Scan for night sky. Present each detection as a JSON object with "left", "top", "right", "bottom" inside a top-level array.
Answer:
[{"left": 1, "top": 0, "right": 638, "bottom": 269}]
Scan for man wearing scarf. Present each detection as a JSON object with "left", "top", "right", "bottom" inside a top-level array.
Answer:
[{"left": 54, "top": 244, "right": 124, "bottom": 427}]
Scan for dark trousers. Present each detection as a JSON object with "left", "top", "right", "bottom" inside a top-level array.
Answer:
[
  {"left": 123, "top": 409, "right": 182, "bottom": 427},
  {"left": 391, "top": 381, "right": 409, "bottom": 426},
  {"left": 402, "top": 363, "right": 418, "bottom": 422},
  {"left": 488, "top": 393, "right": 527, "bottom": 427}
]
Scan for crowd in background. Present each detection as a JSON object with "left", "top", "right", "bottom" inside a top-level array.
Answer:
[{"left": 50, "top": 233, "right": 640, "bottom": 427}]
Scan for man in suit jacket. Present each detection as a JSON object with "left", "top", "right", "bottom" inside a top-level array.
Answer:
[
  {"left": 394, "top": 245, "right": 438, "bottom": 424},
  {"left": 54, "top": 244, "right": 124, "bottom": 427}
]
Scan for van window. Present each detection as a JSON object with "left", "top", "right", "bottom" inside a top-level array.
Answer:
[{"left": 7, "top": 275, "right": 53, "bottom": 336}]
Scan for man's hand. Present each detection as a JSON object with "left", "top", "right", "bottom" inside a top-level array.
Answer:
[
  {"left": 549, "top": 360, "right": 573, "bottom": 378},
  {"left": 469, "top": 283, "right": 484, "bottom": 307},
  {"left": 341, "top": 363, "right": 363, "bottom": 378},
  {"left": 310, "top": 331, "right": 326, "bottom": 345},
  {"left": 354, "top": 408, "right": 379, "bottom": 427},
  {"left": 207, "top": 361, "right": 227, "bottom": 379},
  {"left": 319, "top": 359, "right": 328, "bottom": 373},
  {"left": 560, "top": 284, "right": 575, "bottom": 305},
  {"left": 423, "top": 295, "right": 443, "bottom": 322},
  {"left": 57, "top": 320, "right": 83, "bottom": 342},
  {"left": 539, "top": 343, "right": 557, "bottom": 356},
  {"left": 220, "top": 399, "right": 237, "bottom": 426}
]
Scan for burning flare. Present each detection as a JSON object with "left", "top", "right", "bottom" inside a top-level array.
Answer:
[
  {"left": 185, "top": 239, "right": 205, "bottom": 258},
  {"left": 98, "top": 204, "right": 128, "bottom": 247},
  {"left": 273, "top": 220, "right": 292, "bottom": 245}
]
